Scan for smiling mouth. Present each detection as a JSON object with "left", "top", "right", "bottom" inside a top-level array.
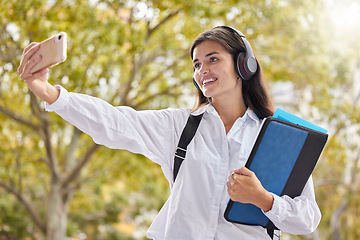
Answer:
[{"left": 202, "top": 78, "right": 217, "bottom": 86}]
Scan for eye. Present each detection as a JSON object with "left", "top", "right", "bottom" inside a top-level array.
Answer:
[
  {"left": 210, "top": 57, "right": 218, "bottom": 63},
  {"left": 194, "top": 62, "right": 201, "bottom": 69}
]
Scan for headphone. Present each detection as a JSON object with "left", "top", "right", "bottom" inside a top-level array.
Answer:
[{"left": 192, "top": 26, "right": 258, "bottom": 90}]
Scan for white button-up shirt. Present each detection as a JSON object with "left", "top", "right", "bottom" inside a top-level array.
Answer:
[{"left": 46, "top": 86, "right": 321, "bottom": 240}]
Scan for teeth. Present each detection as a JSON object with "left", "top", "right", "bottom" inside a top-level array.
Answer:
[{"left": 203, "top": 78, "right": 216, "bottom": 84}]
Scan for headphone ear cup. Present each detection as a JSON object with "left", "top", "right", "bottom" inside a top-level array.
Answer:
[{"left": 236, "top": 52, "right": 251, "bottom": 81}]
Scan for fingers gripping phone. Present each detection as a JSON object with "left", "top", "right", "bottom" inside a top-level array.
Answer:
[{"left": 30, "top": 32, "right": 67, "bottom": 74}]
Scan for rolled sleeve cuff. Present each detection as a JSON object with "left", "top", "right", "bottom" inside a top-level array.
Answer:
[
  {"left": 45, "top": 85, "right": 69, "bottom": 112},
  {"left": 263, "top": 193, "right": 292, "bottom": 222}
]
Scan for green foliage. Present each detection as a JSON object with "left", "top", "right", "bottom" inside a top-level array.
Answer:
[
  {"left": 0, "top": 195, "right": 35, "bottom": 239},
  {"left": 1, "top": 0, "right": 360, "bottom": 239}
]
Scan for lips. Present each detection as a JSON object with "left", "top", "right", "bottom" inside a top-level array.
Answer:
[{"left": 201, "top": 77, "right": 217, "bottom": 87}]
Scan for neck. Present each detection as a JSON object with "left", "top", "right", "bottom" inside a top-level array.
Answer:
[{"left": 212, "top": 95, "right": 247, "bottom": 133}]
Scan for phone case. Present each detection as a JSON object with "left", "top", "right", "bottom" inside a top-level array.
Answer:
[{"left": 30, "top": 32, "right": 67, "bottom": 73}]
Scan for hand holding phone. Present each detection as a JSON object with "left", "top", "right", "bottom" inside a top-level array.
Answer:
[{"left": 30, "top": 32, "right": 67, "bottom": 73}]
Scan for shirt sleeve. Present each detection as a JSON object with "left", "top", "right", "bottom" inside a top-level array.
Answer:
[
  {"left": 263, "top": 175, "right": 322, "bottom": 235},
  {"left": 46, "top": 85, "right": 189, "bottom": 182}
]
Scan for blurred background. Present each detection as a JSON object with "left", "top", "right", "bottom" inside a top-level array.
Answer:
[{"left": 0, "top": 0, "right": 359, "bottom": 239}]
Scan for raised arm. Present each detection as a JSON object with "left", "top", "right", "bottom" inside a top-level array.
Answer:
[{"left": 18, "top": 43, "right": 60, "bottom": 104}]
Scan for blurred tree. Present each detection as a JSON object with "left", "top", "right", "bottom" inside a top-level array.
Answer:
[{"left": 0, "top": 0, "right": 359, "bottom": 239}]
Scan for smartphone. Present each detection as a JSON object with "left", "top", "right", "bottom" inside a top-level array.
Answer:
[{"left": 30, "top": 32, "right": 67, "bottom": 73}]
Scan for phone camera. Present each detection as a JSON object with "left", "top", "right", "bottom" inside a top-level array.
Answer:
[{"left": 54, "top": 32, "right": 66, "bottom": 43}]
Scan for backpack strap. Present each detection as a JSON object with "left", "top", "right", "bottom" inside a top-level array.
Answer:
[
  {"left": 267, "top": 229, "right": 281, "bottom": 240},
  {"left": 173, "top": 113, "right": 203, "bottom": 182},
  {"left": 173, "top": 113, "right": 280, "bottom": 239}
]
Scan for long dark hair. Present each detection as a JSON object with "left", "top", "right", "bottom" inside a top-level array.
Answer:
[{"left": 190, "top": 26, "right": 274, "bottom": 119}]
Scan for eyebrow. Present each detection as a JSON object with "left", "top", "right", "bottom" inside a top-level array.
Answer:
[{"left": 193, "top": 51, "right": 220, "bottom": 64}]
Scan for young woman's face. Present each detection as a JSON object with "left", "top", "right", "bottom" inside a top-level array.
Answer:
[{"left": 192, "top": 40, "right": 241, "bottom": 100}]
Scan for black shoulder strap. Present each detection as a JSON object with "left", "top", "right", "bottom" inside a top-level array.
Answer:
[
  {"left": 172, "top": 113, "right": 280, "bottom": 240},
  {"left": 267, "top": 229, "right": 281, "bottom": 240},
  {"left": 173, "top": 113, "right": 203, "bottom": 182}
]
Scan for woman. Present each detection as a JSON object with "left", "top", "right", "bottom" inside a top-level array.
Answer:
[{"left": 18, "top": 26, "right": 321, "bottom": 239}]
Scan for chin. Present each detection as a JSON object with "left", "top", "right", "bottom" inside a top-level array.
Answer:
[{"left": 202, "top": 90, "right": 214, "bottom": 98}]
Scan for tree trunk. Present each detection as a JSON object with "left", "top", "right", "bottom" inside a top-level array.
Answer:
[
  {"left": 330, "top": 198, "right": 347, "bottom": 240},
  {"left": 46, "top": 178, "right": 68, "bottom": 240},
  {"left": 303, "top": 229, "right": 321, "bottom": 240}
]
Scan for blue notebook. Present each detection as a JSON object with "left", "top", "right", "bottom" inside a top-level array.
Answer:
[{"left": 224, "top": 110, "right": 328, "bottom": 229}]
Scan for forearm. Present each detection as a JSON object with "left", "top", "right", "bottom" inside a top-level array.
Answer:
[
  {"left": 45, "top": 85, "right": 127, "bottom": 148},
  {"left": 264, "top": 177, "right": 321, "bottom": 235},
  {"left": 45, "top": 86, "right": 181, "bottom": 167},
  {"left": 37, "top": 82, "right": 60, "bottom": 104}
]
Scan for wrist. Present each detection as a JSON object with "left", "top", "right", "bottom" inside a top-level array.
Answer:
[
  {"left": 42, "top": 83, "right": 60, "bottom": 104},
  {"left": 257, "top": 190, "right": 274, "bottom": 212}
]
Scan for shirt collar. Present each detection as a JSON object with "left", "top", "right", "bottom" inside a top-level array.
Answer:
[
  {"left": 192, "top": 104, "right": 261, "bottom": 125},
  {"left": 191, "top": 103, "right": 213, "bottom": 116},
  {"left": 245, "top": 108, "right": 261, "bottom": 125}
]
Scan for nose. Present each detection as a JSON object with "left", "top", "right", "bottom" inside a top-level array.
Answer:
[
  {"left": 193, "top": 62, "right": 210, "bottom": 86},
  {"left": 199, "top": 63, "right": 210, "bottom": 75}
]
